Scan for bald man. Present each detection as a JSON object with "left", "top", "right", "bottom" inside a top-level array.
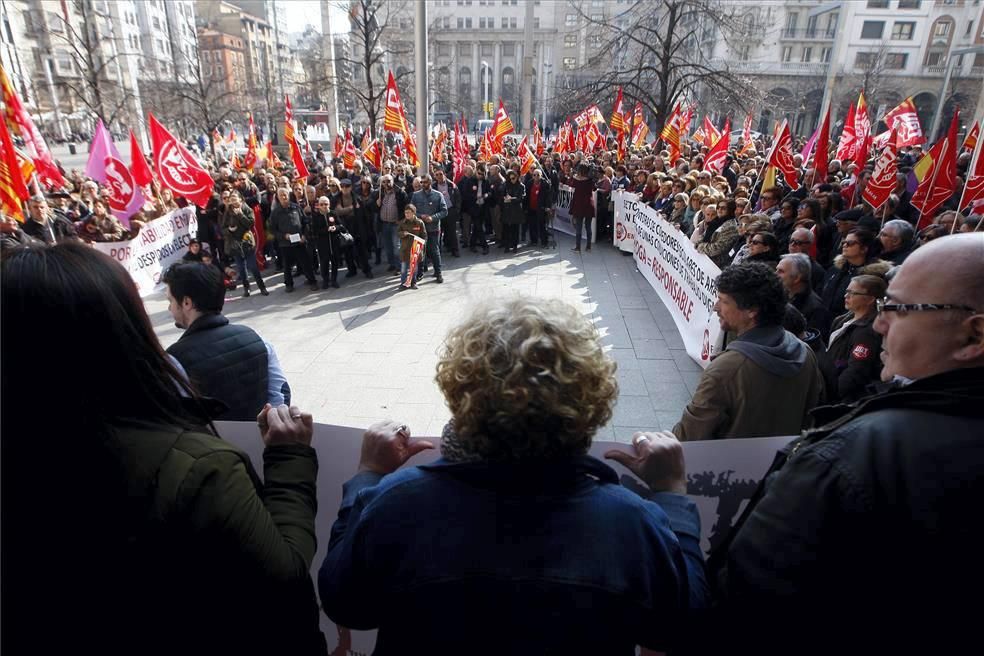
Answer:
[{"left": 618, "top": 233, "right": 984, "bottom": 653}]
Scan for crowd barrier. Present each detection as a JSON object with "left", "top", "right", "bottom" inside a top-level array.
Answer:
[
  {"left": 218, "top": 420, "right": 793, "bottom": 654},
  {"left": 612, "top": 190, "right": 724, "bottom": 368}
]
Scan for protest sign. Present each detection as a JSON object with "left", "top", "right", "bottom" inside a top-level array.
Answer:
[
  {"left": 551, "top": 183, "right": 597, "bottom": 243},
  {"left": 93, "top": 206, "right": 197, "bottom": 297},
  {"left": 218, "top": 420, "right": 793, "bottom": 655},
  {"left": 613, "top": 190, "right": 723, "bottom": 367}
]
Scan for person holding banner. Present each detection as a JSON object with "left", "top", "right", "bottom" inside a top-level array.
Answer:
[
  {"left": 397, "top": 204, "right": 426, "bottom": 290},
  {"left": 1, "top": 243, "right": 327, "bottom": 656},
  {"left": 319, "top": 297, "right": 708, "bottom": 653}
]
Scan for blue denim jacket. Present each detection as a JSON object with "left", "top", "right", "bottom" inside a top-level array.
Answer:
[{"left": 318, "top": 455, "right": 707, "bottom": 655}]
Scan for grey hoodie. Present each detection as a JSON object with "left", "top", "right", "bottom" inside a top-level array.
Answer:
[{"left": 726, "top": 324, "right": 809, "bottom": 378}]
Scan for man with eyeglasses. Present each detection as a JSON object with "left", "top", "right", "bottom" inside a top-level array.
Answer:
[
  {"left": 618, "top": 232, "right": 984, "bottom": 653},
  {"left": 878, "top": 219, "right": 917, "bottom": 266},
  {"left": 787, "top": 227, "right": 826, "bottom": 293}
]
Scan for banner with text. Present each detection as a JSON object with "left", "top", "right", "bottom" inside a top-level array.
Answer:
[
  {"left": 217, "top": 420, "right": 793, "bottom": 656},
  {"left": 93, "top": 207, "right": 197, "bottom": 297},
  {"left": 551, "top": 183, "right": 597, "bottom": 243},
  {"left": 613, "top": 190, "right": 723, "bottom": 367}
]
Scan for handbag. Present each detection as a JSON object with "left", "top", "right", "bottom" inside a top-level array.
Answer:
[{"left": 337, "top": 230, "right": 354, "bottom": 248}]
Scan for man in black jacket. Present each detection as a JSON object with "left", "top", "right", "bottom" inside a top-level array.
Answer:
[
  {"left": 618, "top": 232, "right": 984, "bottom": 653},
  {"left": 164, "top": 262, "right": 291, "bottom": 421},
  {"left": 777, "top": 253, "right": 832, "bottom": 339}
]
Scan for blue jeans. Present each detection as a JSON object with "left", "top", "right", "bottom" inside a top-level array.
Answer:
[
  {"left": 234, "top": 249, "right": 263, "bottom": 289},
  {"left": 381, "top": 222, "right": 400, "bottom": 269}
]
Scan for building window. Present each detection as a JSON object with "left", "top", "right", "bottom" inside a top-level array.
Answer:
[
  {"left": 590, "top": 34, "right": 603, "bottom": 47},
  {"left": 502, "top": 17, "right": 508, "bottom": 28},
  {"left": 479, "top": 17, "right": 486, "bottom": 29},
  {"left": 590, "top": 14, "right": 603, "bottom": 22},
  {"left": 897, "top": 0, "right": 920, "bottom": 8},
  {"left": 933, "top": 19, "right": 952, "bottom": 38},
  {"left": 865, "top": 0, "right": 889, "bottom": 8},
  {"left": 821, "top": 46, "right": 831, "bottom": 62},
  {"left": 801, "top": 46, "right": 812, "bottom": 62},
  {"left": 534, "top": 17, "right": 539, "bottom": 28},
  {"left": 565, "top": 33, "right": 577, "bottom": 48},
  {"left": 968, "top": 20, "right": 974, "bottom": 37},
  {"left": 566, "top": 13, "right": 577, "bottom": 26},
  {"left": 502, "top": 43, "right": 515, "bottom": 56},
  {"left": 438, "top": 43, "right": 451, "bottom": 56},
  {"left": 466, "top": 17, "right": 472, "bottom": 28},
  {"left": 457, "top": 17, "right": 464, "bottom": 28},
  {"left": 781, "top": 46, "right": 792, "bottom": 62},
  {"left": 458, "top": 43, "right": 472, "bottom": 56},
  {"left": 563, "top": 56, "right": 577, "bottom": 69},
  {"left": 785, "top": 12, "right": 797, "bottom": 30},
  {"left": 739, "top": 44, "right": 750, "bottom": 61},
  {"left": 443, "top": 17, "right": 450, "bottom": 29},
  {"left": 973, "top": 52, "right": 984, "bottom": 69},
  {"left": 855, "top": 52, "right": 877, "bottom": 68},
  {"left": 925, "top": 50, "right": 944, "bottom": 66},
  {"left": 510, "top": 17, "right": 517, "bottom": 28},
  {"left": 480, "top": 44, "right": 493, "bottom": 57},
  {"left": 860, "top": 21, "right": 884, "bottom": 39},
  {"left": 885, "top": 53, "right": 907, "bottom": 69},
  {"left": 891, "top": 22, "right": 915, "bottom": 39}
]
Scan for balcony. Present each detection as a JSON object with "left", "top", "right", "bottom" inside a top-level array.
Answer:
[
  {"left": 779, "top": 61, "right": 828, "bottom": 74},
  {"left": 780, "top": 28, "right": 836, "bottom": 41},
  {"left": 923, "top": 64, "right": 947, "bottom": 75}
]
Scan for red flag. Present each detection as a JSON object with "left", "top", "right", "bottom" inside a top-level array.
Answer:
[
  {"left": 766, "top": 119, "right": 799, "bottom": 190},
  {"left": 343, "top": 128, "right": 358, "bottom": 169},
  {"left": 0, "top": 106, "right": 29, "bottom": 220},
  {"left": 565, "top": 122, "right": 577, "bottom": 153},
  {"left": 960, "top": 134, "right": 984, "bottom": 209},
  {"left": 835, "top": 101, "right": 857, "bottom": 161},
  {"left": 912, "top": 108, "right": 959, "bottom": 228},
  {"left": 129, "top": 130, "right": 154, "bottom": 187},
  {"left": 284, "top": 93, "right": 294, "bottom": 123},
  {"left": 491, "top": 99, "right": 514, "bottom": 145},
  {"left": 702, "top": 116, "right": 722, "bottom": 148},
  {"left": 285, "top": 116, "right": 309, "bottom": 180},
  {"left": 862, "top": 128, "right": 898, "bottom": 211},
  {"left": 333, "top": 133, "right": 344, "bottom": 158},
  {"left": 517, "top": 136, "right": 537, "bottom": 175},
  {"left": 243, "top": 113, "right": 258, "bottom": 170},
  {"left": 266, "top": 141, "right": 284, "bottom": 169},
  {"left": 853, "top": 133, "right": 871, "bottom": 170},
  {"left": 742, "top": 114, "right": 753, "bottom": 145},
  {"left": 0, "top": 63, "right": 66, "bottom": 188},
  {"left": 882, "top": 97, "right": 925, "bottom": 147},
  {"left": 383, "top": 71, "right": 406, "bottom": 134},
  {"left": 609, "top": 87, "right": 627, "bottom": 135},
  {"left": 814, "top": 106, "right": 831, "bottom": 182},
  {"left": 962, "top": 120, "right": 979, "bottom": 153},
  {"left": 148, "top": 113, "right": 214, "bottom": 208},
  {"left": 704, "top": 118, "right": 731, "bottom": 174},
  {"left": 660, "top": 102, "right": 682, "bottom": 152},
  {"left": 854, "top": 91, "right": 871, "bottom": 148},
  {"left": 680, "top": 105, "right": 696, "bottom": 137}
]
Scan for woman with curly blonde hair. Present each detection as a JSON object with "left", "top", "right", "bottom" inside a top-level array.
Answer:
[{"left": 319, "top": 297, "right": 708, "bottom": 653}]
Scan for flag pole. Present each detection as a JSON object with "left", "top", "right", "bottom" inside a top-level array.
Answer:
[{"left": 953, "top": 135, "right": 982, "bottom": 233}]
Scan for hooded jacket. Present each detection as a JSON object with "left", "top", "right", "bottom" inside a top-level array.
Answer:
[
  {"left": 673, "top": 324, "right": 823, "bottom": 440},
  {"left": 819, "top": 255, "right": 891, "bottom": 316}
]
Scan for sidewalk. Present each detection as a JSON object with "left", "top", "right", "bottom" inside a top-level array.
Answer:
[{"left": 146, "top": 232, "right": 701, "bottom": 443}]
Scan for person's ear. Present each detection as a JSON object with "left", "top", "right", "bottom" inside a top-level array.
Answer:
[{"left": 954, "top": 314, "right": 984, "bottom": 364}]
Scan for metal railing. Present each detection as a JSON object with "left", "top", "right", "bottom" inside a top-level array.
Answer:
[{"left": 780, "top": 28, "right": 836, "bottom": 40}]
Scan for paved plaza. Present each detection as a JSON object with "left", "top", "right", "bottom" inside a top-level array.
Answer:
[{"left": 147, "top": 232, "right": 702, "bottom": 443}]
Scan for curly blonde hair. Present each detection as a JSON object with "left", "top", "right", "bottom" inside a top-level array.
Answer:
[{"left": 435, "top": 297, "right": 618, "bottom": 461}]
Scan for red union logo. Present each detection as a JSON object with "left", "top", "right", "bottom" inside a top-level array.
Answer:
[
  {"left": 705, "top": 150, "right": 726, "bottom": 173},
  {"left": 157, "top": 141, "right": 207, "bottom": 197},
  {"left": 104, "top": 156, "right": 134, "bottom": 212}
]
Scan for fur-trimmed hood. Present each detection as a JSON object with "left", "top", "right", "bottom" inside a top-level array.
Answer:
[{"left": 832, "top": 255, "right": 892, "bottom": 277}]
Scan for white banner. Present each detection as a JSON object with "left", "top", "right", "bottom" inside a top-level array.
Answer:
[
  {"left": 551, "top": 183, "right": 597, "bottom": 243},
  {"left": 217, "top": 420, "right": 793, "bottom": 656},
  {"left": 93, "top": 206, "right": 198, "bottom": 297},
  {"left": 613, "top": 190, "right": 724, "bottom": 368}
]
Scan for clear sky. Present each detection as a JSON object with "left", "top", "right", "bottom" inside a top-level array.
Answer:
[{"left": 279, "top": 0, "right": 348, "bottom": 33}]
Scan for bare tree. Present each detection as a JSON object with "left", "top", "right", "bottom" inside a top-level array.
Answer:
[
  {"left": 327, "top": 0, "right": 413, "bottom": 132},
  {"left": 555, "top": 0, "right": 762, "bottom": 132},
  {"left": 43, "top": 0, "right": 135, "bottom": 128}
]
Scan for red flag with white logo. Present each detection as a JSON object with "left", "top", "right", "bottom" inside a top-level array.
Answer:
[
  {"left": 149, "top": 113, "right": 214, "bottom": 208},
  {"left": 704, "top": 118, "right": 731, "bottom": 174},
  {"left": 862, "top": 127, "right": 898, "bottom": 211}
]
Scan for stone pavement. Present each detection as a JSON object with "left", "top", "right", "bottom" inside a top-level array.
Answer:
[{"left": 146, "top": 231, "right": 702, "bottom": 444}]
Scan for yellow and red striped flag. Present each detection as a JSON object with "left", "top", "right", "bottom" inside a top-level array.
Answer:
[
  {"left": 491, "top": 99, "right": 514, "bottom": 145},
  {"left": 0, "top": 109, "right": 29, "bottom": 220},
  {"left": 609, "top": 87, "right": 627, "bottom": 135}
]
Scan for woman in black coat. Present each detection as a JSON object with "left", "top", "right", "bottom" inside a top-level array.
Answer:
[
  {"left": 827, "top": 274, "right": 886, "bottom": 403},
  {"left": 500, "top": 169, "right": 526, "bottom": 253}
]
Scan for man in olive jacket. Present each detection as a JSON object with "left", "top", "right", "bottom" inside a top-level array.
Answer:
[{"left": 673, "top": 262, "right": 822, "bottom": 440}]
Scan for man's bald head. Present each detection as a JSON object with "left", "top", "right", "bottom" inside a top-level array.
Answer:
[{"left": 875, "top": 233, "right": 984, "bottom": 381}]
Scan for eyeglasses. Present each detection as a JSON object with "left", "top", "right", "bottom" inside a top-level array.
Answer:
[
  {"left": 844, "top": 290, "right": 872, "bottom": 297},
  {"left": 876, "top": 298, "right": 978, "bottom": 316},
  {"left": 842, "top": 240, "right": 860, "bottom": 247},
  {"left": 750, "top": 239, "right": 768, "bottom": 246},
  {"left": 789, "top": 239, "right": 811, "bottom": 246}
]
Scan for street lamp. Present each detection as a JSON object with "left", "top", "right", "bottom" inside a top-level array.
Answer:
[
  {"left": 930, "top": 45, "right": 984, "bottom": 138},
  {"left": 541, "top": 61, "right": 552, "bottom": 131},
  {"left": 481, "top": 60, "right": 490, "bottom": 119}
]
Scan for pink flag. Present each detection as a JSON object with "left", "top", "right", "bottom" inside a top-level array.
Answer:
[
  {"left": 800, "top": 124, "right": 820, "bottom": 164},
  {"left": 85, "top": 119, "right": 145, "bottom": 226}
]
